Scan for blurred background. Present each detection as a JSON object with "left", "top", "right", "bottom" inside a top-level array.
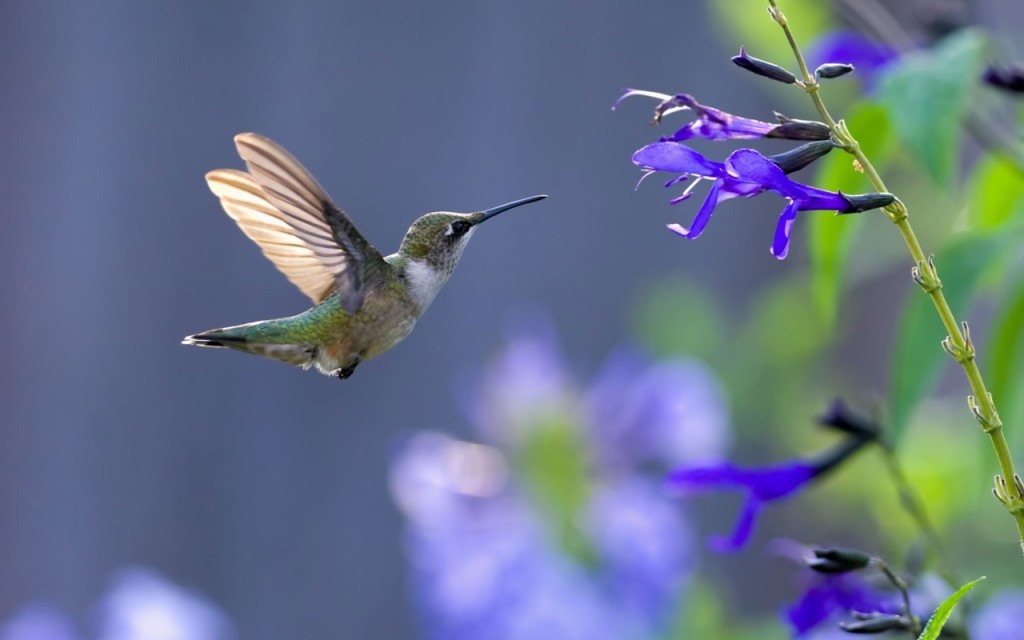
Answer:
[{"left": 2, "top": 1, "right": 1023, "bottom": 638}]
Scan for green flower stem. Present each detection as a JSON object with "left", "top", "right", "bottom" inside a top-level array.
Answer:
[{"left": 766, "top": 0, "right": 1024, "bottom": 550}]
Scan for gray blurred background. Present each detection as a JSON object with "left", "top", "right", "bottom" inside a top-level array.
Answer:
[{"left": 1, "top": 1, "right": 1020, "bottom": 638}]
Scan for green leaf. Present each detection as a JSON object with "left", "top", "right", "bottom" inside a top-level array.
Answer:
[
  {"left": 968, "top": 154, "right": 1024, "bottom": 230},
  {"left": 988, "top": 277, "right": 1024, "bottom": 445},
  {"left": 880, "top": 29, "right": 986, "bottom": 185},
  {"left": 889, "top": 232, "right": 1006, "bottom": 441},
  {"left": 917, "top": 576, "right": 985, "bottom": 640},
  {"left": 808, "top": 102, "right": 894, "bottom": 327}
]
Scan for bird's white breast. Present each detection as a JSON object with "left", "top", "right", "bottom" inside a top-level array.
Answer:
[{"left": 405, "top": 259, "right": 449, "bottom": 311}]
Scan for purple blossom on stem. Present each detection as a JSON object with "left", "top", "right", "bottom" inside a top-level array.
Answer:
[
  {"left": 785, "top": 573, "right": 899, "bottom": 636},
  {"left": 633, "top": 143, "right": 893, "bottom": 258},
  {"left": 668, "top": 421, "right": 874, "bottom": 553},
  {"left": 668, "top": 461, "right": 816, "bottom": 552},
  {"left": 613, "top": 91, "right": 830, "bottom": 141}
]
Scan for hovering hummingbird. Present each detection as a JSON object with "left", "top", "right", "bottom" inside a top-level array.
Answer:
[{"left": 183, "top": 133, "right": 546, "bottom": 380}]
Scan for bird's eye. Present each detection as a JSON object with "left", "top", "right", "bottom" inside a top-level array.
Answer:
[{"left": 449, "top": 221, "right": 471, "bottom": 237}]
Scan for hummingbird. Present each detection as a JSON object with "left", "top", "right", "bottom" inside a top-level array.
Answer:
[{"left": 183, "top": 133, "right": 546, "bottom": 380}]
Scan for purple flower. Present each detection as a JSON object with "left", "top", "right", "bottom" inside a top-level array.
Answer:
[
  {"left": 968, "top": 588, "right": 1024, "bottom": 639},
  {"left": 668, "top": 428, "right": 872, "bottom": 552},
  {"left": 0, "top": 605, "right": 78, "bottom": 640},
  {"left": 586, "top": 478, "right": 695, "bottom": 624},
  {"left": 785, "top": 573, "right": 898, "bottom": 636},
  {"left": 806, "top": 30, "right": 898, "bottom": 90},
  {"left": 394, "top": 325, "right": 727, "bottom": 639},
  {"left": 613, "top": 91, "right": 830, "bottom": 141},
  {"left": 585, "top": 347, "right": 730, "bottom": 470},
  {"left": 633, "top": 144, "right": 892, "bottom": 258},
  {"left": 391, "top": 435, "right": 670, "bottom": 640},
  {"left": 0, "top": 569, "right": 234, "bottom": 640},
  {"left": 95, "top": 568, "right": 236, "bottom": 640},
  {"left": 457, "top": 315, "right": 575, "bottom": 448},
  {"left": 669, "top": 461, "right": 816, "bottom": 552}
]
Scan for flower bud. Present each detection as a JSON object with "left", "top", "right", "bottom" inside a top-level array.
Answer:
[
  {"left": 983, "top": 63, "right": 1024, "bottom": 94},
  {"left": 732, "top": 48, "right": 797, "bottom": 84},
  {"left": 839, "top": 614, "right": 912, "bottom": 634},
  {"left": 839, "top": 192, "right": 897, "bottom": 214},
  {"left": 818, "top": 399, "right": 880, "bottom": 440},
  {"left": 808, "top": 547, "right": 873, "bottom": 574},
  {"left": 767, "top": 141, "right": 835, "bottom": 174},
  {"left": 768, "top": 114, "right": 832, "bottom": 141},
  {"left": 815, "top": 63, "right": 855, "bottom": 79}
]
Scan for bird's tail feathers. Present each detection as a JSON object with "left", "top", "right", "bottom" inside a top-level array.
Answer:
[{"left": 182, "top": 321, "right": 315, "bottom": 367}]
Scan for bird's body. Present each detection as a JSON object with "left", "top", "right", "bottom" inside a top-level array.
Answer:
[{"left": 183, "top": 133, "right": 545, "bottom": 379}]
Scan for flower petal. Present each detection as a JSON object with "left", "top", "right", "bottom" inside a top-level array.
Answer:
[
  {"left": 726, "top": 148, "right": 792, "bottom": 191},
  {"left": 770, "top": 200, "right": 799, "bottom": 259},
  {"left": 709, "top": 496, "right": 761, "bottom": 553},
  {"left": 633, "top": 143, "right": 725, "bottom": 178},
  {"left": 727, "top": 149, "right": 847, "bottom": 211},
  {"left": 677, "top": 179, "right": 723, "bottom": 239}
]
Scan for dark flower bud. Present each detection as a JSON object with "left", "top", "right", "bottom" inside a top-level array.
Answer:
[
  {"left": 767, "top": 140, "right": 835, "bottom": 174},
  {"left": 815, "top": 63, "right": 855, "bottom": 79},
  {"left": 808, "top": 547, "right": 873, "bottom": 574},
  {"left": 839, "top": 614, "right": 912, "bottom": 634},
  {"left": 983, "top": 63, "right": 1024, "bottom": 94},
  {"left": 732, "top": 47, "right": 797, "bottom": 85},
  {"left": 818, "top": 399, "right": 880, "bottom": 440},
  {"left": 838, "top": 192, "right": 897, "bottom": 214},
  {"left": 768, "top": 113, "right": 832, "bottom": 141}
]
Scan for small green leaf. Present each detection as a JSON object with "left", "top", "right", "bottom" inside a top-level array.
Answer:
[
  {"left": 988, "top": 278, "right": 1024, "bottom": 445},
  {"left": 968, "top": 154, "right": 1024, "bottom": 230},
  {"left": 880, "top": 29, "right": 986, "bottom": 185},
  {"left": 808, "top": 102, "right": 894, "bottom": 326},
  {"left": 889, "top": 232, "right": 1006, "bottom": 441},
  {"left": 917, "top": 576, "right": 985, "bottom": 640}
]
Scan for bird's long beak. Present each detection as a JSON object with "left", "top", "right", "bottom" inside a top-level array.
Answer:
[{"left": 473, "top": 194, "right": 548, "bottom": 224}]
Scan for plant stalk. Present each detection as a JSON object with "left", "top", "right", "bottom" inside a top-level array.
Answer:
[{"left": 767, "top": 0, "right": 1024, "bottom": 549}]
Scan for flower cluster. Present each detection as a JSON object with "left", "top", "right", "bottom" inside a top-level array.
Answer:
[
  {"left": 616, "top": 52, "right": 896, "bottom": 259},
  {"left": 390, "top": 320, "right": 730, "bottom": 640},
  {"left": 0, "top": 568, "right": 235, "bottom": 640}
]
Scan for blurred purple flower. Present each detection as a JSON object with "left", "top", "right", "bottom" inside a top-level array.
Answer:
[
  {"left": 633, "top": 144, "right": 892, "bottom": 258},
  {"left": 806, "top": 30, "right": 898, "bottom": 90},
  {"left": 0, "top": 605, "right": 78, "bottom": 640},
  {"left": 0, "top": 569, "right": 234, "bottom": 640},
  {"left": 586, "top": 477, "right": 695, "bottom": 622},
  {"left": 392, "top": 434, "right": 661, "bottom": 640},
  {"left": 95, "top": 568, "right": 235, "bottom": 640},
  {"left": 968, "top": 588, "right": 1024, "bottom": 639},
  {"left": 585, "top": 347, "right": 730, "bottom": 469},
  {"left": 785, "top": 573, "right": 898, "bottom": 636},
  {"left": 393, "top": 325, "right": 729, "bottom": 639},
  {"left": 458, "top": 317, "right": 574, "bottom": 448}
]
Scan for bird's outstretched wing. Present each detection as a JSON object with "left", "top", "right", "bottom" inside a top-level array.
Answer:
[{"left": 205, "top": 133, "right": 385, "bottom": 313}]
